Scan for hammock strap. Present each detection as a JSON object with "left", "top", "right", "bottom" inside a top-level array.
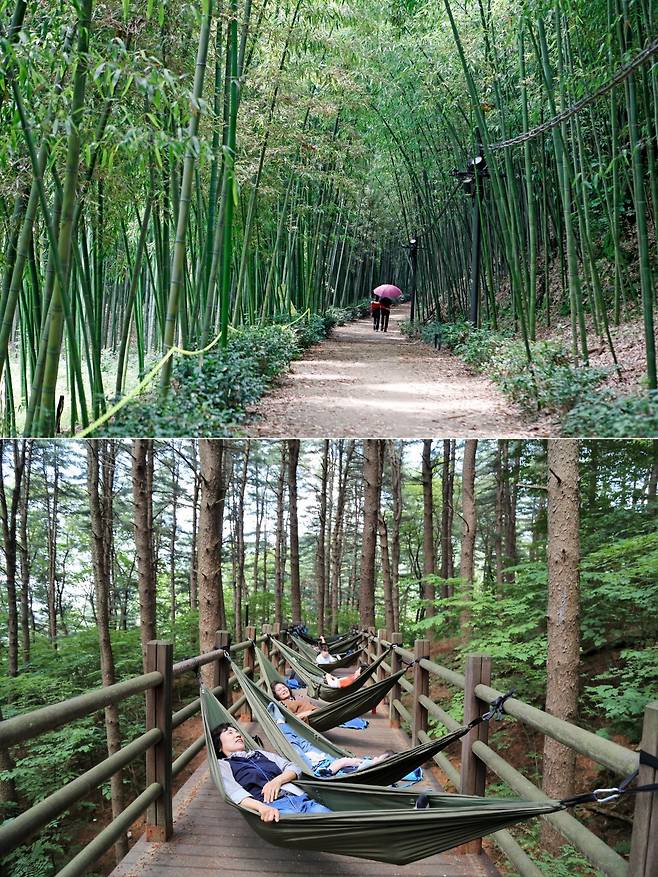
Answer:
[
  {"left": 560, "top": 750, "right": 658, "bottom": 807},
  {"left": 465, "top": 690, "right": 516, "bottom": 730}
]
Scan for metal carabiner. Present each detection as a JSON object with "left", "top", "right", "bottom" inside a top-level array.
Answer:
[{"left": 592, "top": 787, "right": 621, "bottom": 803}]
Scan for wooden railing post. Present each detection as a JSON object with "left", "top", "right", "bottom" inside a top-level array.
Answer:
[
  {"left": 261, "top": 623, "right": 272, "bottom": 661},
  {"left": 367, "top": 626, "right": 376, "bottom": 664},
  {"left": 629, "top": 701, "right": 658, "bottom": 875},
  {"left": 215, "top": 630, "right": 231, "bottom": 707},
  {"left": 240, "top": 626, "right": 256, "bottom": 722},
  {"left": 376, "top": 628, "right": 388, "bottom": 684},
  {"left": 272, "top": 622, "right": 284, "bottom": 674},
  {"left": 145, "top": 640, "right": 173, "bottom": 842},
  {"left": 389, "top": 632, "right": 402, "bottom": 728},
  {"left": 412, "top": 639, "right": 430, "bottom": 746},
  {"left": 459, "top": 654, "right": 492, "bottom": 855}
]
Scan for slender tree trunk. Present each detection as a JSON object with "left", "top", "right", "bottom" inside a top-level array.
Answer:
[
  {"left": 43, "top": 448, "right": 59, "bottom": 647},
  {"left": 359, "top": 440, "right": 382, "bottom": 627},
  {"left": 19, "top": 439, "right": 32, "bottom": 665},
  {"left": 542, "top": 439, "right": 581, "bottom": 853},
  {"left": 494, "top": 441, "right": 504, "bottom": 590},
  {"left": 459, "top": 440, "right": 478, "bottom": 628},
  {"left": 274, "top": 443, "right": 286, "bottom": 625},
  {"left": 132, "top": 440, "right": 156, "bottom": 670},
  {"left": 198, "top": 440, "right": 226, "bottom": 686},
  {"left": 440, "top": 440, "right": 454, "bottom": 597},
  {"left": 421, "top": 439, "right": 435, "bottom": 619},
  {"left": 0, "top": 705, "right": 16, "bottom": 818},
  {"left": 169, "top": 447, "right": 178, "bottom": 630},
  {"left": 378, "top": 515, "right": 395, "bottom": 633},
  {"left": 189, "top": 442, "right": 199, "bottom": 608},
  {"left": 235, "top": 442, "right": 250, "bottom": 641},
  {"left": 388, "top": 441, "right": 402, "bottom": 632},
  {"left": 0, "top": 440, "right": 26, "bottom": 676},
  {"left": 331, "top": 441, "right": 355, "bottom": 633},
  {"left": 315, "top": 440, "right": 329, "bottom": 634},
  {"left": 288, "top": 439, "right": 301, "bottom": 625},
  {"left": 87, "top": 441, "right": 127, "bottom": 862}
]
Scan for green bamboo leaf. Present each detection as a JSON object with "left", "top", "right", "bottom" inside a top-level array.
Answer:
[{"left": 123, "top": 0, "right": 130, "bottom": 21}]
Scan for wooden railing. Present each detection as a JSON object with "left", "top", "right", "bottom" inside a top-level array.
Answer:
[
  {"left": 0, "top": 628, "right": 270, "bottom": 877},
  {"left": 2, "top": 622, "right": 655, "bottom": 877},
  {"left": 366, "top": 627, "right": 658, "bottom": 877}
]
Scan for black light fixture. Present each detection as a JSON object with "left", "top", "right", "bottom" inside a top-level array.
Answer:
[{"left": 453, "top": 136, "right": 489, "bottom": 326}]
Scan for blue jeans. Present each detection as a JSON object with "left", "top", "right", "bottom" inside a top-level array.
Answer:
[{"left": 270, "top": 794, "right": 330, "bottom": 814}]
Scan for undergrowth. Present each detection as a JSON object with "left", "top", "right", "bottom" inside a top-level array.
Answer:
[
  {"left": 399, "top": 319, "right": 655, "bottom": 431},
  {"left": 98, "top": 304, "right": 367, "bottom": 437}
]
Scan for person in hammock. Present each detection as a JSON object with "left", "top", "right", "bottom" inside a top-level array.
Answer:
[
  {"left": 323, "top": 664, "right": 365, "bottom": 688},
  {"left": 272, "top": 681, "right": 318, "bottom": 720},
  {"left": 315, "top": 643, "right": 339, "bottom": 665},
  {"left": 211, "top": 723, "right": 331, "bottom": 823},
  {"left": 267, "top": 703, "right": 390, "bottom": 777}
]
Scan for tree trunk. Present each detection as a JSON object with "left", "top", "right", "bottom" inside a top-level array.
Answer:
[
  {"left": 0, "top": 705, "right": 16, "bottom": 819},
  {"left": 198, "top": 440, "right": 227, "bottom": 686},
  {"left": 388, "top": 441, "right": 402, "bottom": 632},
  {"left": 315, "top": 440, "right": 329, "bottom": 634},
  {"left": 494, "top": 441, "right": 504, "bottom": 590},
  {"left": 0, "top": 441, "right": 26, "bottom": 677},
  {"left": 288, "top": 439, "right": 302, "bottom": 625},
  {"left": 43, "top": 447, "right": 60, "bottom": 648},
  {"left": 440, "top": 440, "right": 454, "bottom": 597},
  {"left": 274, "top": 443, "right": 287, "bottom": 626},
  {"left": 422, "top": 439, "right": 435, "bottom": 618},
  {"left": 87, "top": 441, "right": 127, "bottom": 862},
  {"left": 169, "top": 447, "right": 178, "bottom": 630},
  {"left": 378, "top": 515, "right": 395, "bottom": 633},
  {"left": 542, "top": 439, "right": 581, "bottom": 853},
  {"left": 359, "top": 440, "right": 381, "bottom": 627},
  {"left": 19, "top": 440, "right": 32, "bottom": 665},
  {"left": 330, "top": 441, "right": 355, "bottom": 632},
  {"left": 235, "top": 442, "right": 250, "bottom": 641},
  {"left": 189, "top": 441, "right": 199, "bottom": 608},
  {"left": 459, "top": 440, "right": 478, "bottom": 628},
  {"left": 132, "top": 440, "right": 157, "bottom": 670}
]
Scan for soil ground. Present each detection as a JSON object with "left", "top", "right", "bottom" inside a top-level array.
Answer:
[{"left": 246, "top": 303, "right": 559, "bottom": 438}]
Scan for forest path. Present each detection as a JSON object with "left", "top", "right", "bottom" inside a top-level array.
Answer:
[{"left": 247, "top": 303, "right": 552, "bottom": 437}]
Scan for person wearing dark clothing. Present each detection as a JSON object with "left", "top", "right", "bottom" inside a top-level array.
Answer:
[
  {"left": 379, "top": 297, "right": 391, "bottom": 332},
  {"left": 211, "top": 723, "right": 331, "bottom": 822},
  {"left": 371, "top": 295, "right": 381, "bottom": 331}
]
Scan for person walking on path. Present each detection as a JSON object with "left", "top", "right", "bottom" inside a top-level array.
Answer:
[
  {"left": 379, "top": 296, "right": 392, "bottom": 332},
  {"left": 371, "top": 294, "right": 381, "bottom": 331}
]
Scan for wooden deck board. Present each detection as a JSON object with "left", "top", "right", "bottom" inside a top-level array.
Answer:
[{"left": 110, "top": 701, "right": 497, "bottom": 877}]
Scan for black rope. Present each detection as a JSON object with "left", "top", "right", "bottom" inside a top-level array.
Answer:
[{"left": 465, "top": 690, "right": 515, "bottom": 730}]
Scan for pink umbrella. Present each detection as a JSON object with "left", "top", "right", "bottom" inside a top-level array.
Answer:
[{"left": 373, "top": 284, "right": 402, "bottom": 299}]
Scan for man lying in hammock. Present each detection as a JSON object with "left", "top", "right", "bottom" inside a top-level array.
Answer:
[
  {"left": 211, "top": 723, "right": 331, "bottom": 822},
  {"left": 267, "top": 702, "right": 392, "bottom": 777}
]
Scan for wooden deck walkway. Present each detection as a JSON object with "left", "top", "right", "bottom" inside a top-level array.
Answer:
[{"left": 111, "top": 703, "right": 498, "bottom": 877}]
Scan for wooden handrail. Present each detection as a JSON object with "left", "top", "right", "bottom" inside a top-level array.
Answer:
[
  {"left": 370, "top": 632, "right": 656, "bottom": 877},
  {"left": 0, "top": 671, "right": 163, "bottom": 748}
]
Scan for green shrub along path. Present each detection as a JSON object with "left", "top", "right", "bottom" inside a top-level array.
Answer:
[{"left": 247, "top": 303, "right": 552, "bottom": 437}]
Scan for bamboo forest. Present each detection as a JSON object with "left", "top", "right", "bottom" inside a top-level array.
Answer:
[
  {"left": 0, "top": 0, "right": 657, "bottom": 437},
  {"left": 1, "top": 438, "right": 657, "bottom": 876}
]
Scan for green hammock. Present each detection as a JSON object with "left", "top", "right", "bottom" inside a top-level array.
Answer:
[
  {"left": 232, "top": 660, "right": 494, "bottom": 787},
  {"left": 255, "top": 645, "right": 408, "bottom": 733},
  {"left": 199, "top": 686, "right": 563, "bottom": 866},
  {"left": 289, "top": 634, "right": 362, "bottom": 670},
  {"left": 325, "top": 632, "right": 363, "bottom": 654},
  {"left": 272, "top": 637, "right": 389, "bottom": 701}
]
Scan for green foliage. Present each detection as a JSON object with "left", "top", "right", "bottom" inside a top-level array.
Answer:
[
  {"left": 102, "top": 324, "right": 302, "bottom": 436},
  {"left": 563, "top": 389, "right": 658, "bottom": 437},
  {"left": 401, "top": 320, "right": 610, "bottom": 418},
  {"left": 585, "top": 647, "right": 658, "bottom": 736},
  {"left": 489, "top": 341, "right": 608, "bottom": 413}
]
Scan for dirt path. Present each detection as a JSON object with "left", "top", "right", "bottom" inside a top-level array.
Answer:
[{"left": 246, "top": 303, "right": 556, "bottom": 437}]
